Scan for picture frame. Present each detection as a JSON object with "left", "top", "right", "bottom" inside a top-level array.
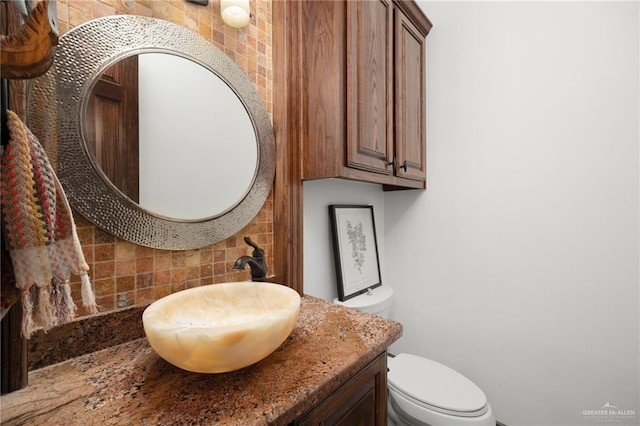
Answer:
[{"left": 329, "top": 205, "right": 382, "bottom": 301}]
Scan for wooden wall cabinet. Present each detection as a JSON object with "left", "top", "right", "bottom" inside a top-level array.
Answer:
[
  {"left": 291, "top": 352, "right": 388, "bottom": 426},
  {"left": 296, "top": 0, "right": 432, "bottom": 190},
  {"left": 272, "top": 0, "right": 431, "bottom": 290}
]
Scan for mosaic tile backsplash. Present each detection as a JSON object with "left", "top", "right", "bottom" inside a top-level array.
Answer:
[{"left": 55, "top": 0, "right": 274, "bottom": 317}]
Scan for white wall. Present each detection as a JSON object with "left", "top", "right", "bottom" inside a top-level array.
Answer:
[
  {"left": 384, "top": 1, "right": 639, "bottom": 425},
  {"left": 303, "top": 1, "right": 639, "bottom": 425},
  {"left": 303, "top": 179, "right": 385, "bottom": 302}
]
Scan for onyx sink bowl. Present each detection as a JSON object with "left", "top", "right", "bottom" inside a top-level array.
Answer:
[{"left": 142, "top": 282, "right": 301, "bottom": 373}]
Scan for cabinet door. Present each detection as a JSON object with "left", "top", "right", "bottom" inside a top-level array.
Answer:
[
  {"left": 394, "top": 8, "right": 426, "bottom": 182},
  {"left": 346, "top": 0, "right": 394, "bottom": 176},
  {"left": 293, "top": 353, "right": 388, "bottom": 426}
]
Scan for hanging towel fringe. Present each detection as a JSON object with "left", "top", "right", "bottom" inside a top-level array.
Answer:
[
  {"left": 80, "top": 272, "right": 97, "bottom": 314},
  {"left": 1, "top": 109, "right": 97, "bottom": 338},
  {"left": 20, "top": 290, "right": 35, "bottom": 338},
  {"left": 53, "top": 171, "right": 98, "bottom": 315},
  {"left": 51, "top": 276, "right": 76, "bottom": 323}
]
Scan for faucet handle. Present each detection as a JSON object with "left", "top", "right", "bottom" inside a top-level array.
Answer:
[{"left": 243, "top": 236, "right": 264, "bottom": 259}]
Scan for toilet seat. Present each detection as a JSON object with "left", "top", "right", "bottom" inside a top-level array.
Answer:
[{"left": 388, "top": 353, "right": 489, "bottom": 418}]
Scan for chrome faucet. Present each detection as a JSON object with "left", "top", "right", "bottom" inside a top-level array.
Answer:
[{"left": 233, "top": 236, "right": 267, "bottom": 282}]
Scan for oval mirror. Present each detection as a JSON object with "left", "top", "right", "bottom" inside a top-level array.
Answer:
[
  {"left": 28, "top": 15, "right": 275, "bottom": 250},
  {"left": 85, "top": 52, "right": 258, "bottom": 221}
]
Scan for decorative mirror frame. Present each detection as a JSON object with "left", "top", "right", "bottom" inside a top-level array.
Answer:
[{"left": 28, "top": 15, "right": 275, "bottom": 250}]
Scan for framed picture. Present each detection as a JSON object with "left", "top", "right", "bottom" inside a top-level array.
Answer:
[{"left": 329, "top": 205, "right": 382, "bottom": 301}]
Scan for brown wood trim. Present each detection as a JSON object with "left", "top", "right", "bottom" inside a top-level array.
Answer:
[
  {"left": 273, "top": 0, "right": 304, "bottom": 295},
  {"left": 1, "top": 299, "right": 27, "bottom": 394},
  {"left": 302, "top": 0, "right": 347, "bottom": 182},
  {"left": 392, "top": 0, "right": 433, "bottom": 36},
  {"left": 341, "top": 166, "right": 425, "bottom": 189}
]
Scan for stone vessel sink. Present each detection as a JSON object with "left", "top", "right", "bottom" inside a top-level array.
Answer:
[{"left": 142, "top": 282, "right": 301, "bottom": 373}]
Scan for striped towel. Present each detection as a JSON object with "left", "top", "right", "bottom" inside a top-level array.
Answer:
[{"left": 0, "top": 110, "right": 97, "bottom": 338}]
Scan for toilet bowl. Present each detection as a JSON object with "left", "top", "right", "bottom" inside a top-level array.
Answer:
[
  {"left": 387, "top": 353, "right": 495, "bottom": 426},
  {"left": 334, "top": 286, "right": 495, "bottom": 426}
]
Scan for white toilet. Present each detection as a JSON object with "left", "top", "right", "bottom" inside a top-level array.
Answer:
[{"left": 334, "top": 286, "right": 495, "bottom": 426}]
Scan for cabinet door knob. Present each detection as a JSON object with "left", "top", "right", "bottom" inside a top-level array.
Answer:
[
  {"left": 388, "top": 158, "right": 396, "bottom": 169},
  {"left": 400, "top": 160, "right": 407, "bottom": 172}
]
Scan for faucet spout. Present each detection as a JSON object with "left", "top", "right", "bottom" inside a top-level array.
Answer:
[
  {"left": 233, "top": 256, "right": 267, "bottom": 282},
  {"left": 233, "top": 236, "right": 268, "bottom": 281}
]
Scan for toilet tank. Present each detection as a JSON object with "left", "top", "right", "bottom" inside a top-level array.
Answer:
[{"left": 333, "top": 286, "right": 393, "bottom": 318}]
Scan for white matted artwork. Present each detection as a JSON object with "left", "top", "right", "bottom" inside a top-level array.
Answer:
[{"left": 329, "top": 205, "right": 382, "bottom": 301}]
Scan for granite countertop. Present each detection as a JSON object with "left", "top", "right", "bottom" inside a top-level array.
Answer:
[{"left": 1, "top": 296, "right": 402, "bottom": 425}]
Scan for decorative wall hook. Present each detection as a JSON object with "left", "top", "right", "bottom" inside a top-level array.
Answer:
[{"left": 0, "top": 0, "right": 59, "bottom": 80}]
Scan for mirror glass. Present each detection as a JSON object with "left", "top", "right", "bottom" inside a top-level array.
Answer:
[
  {"left": 28, "top": 15, "right": 275, "bottom": 250},
  {"left": 86, "top": 53, "right": 258, "bottom": 220}
]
